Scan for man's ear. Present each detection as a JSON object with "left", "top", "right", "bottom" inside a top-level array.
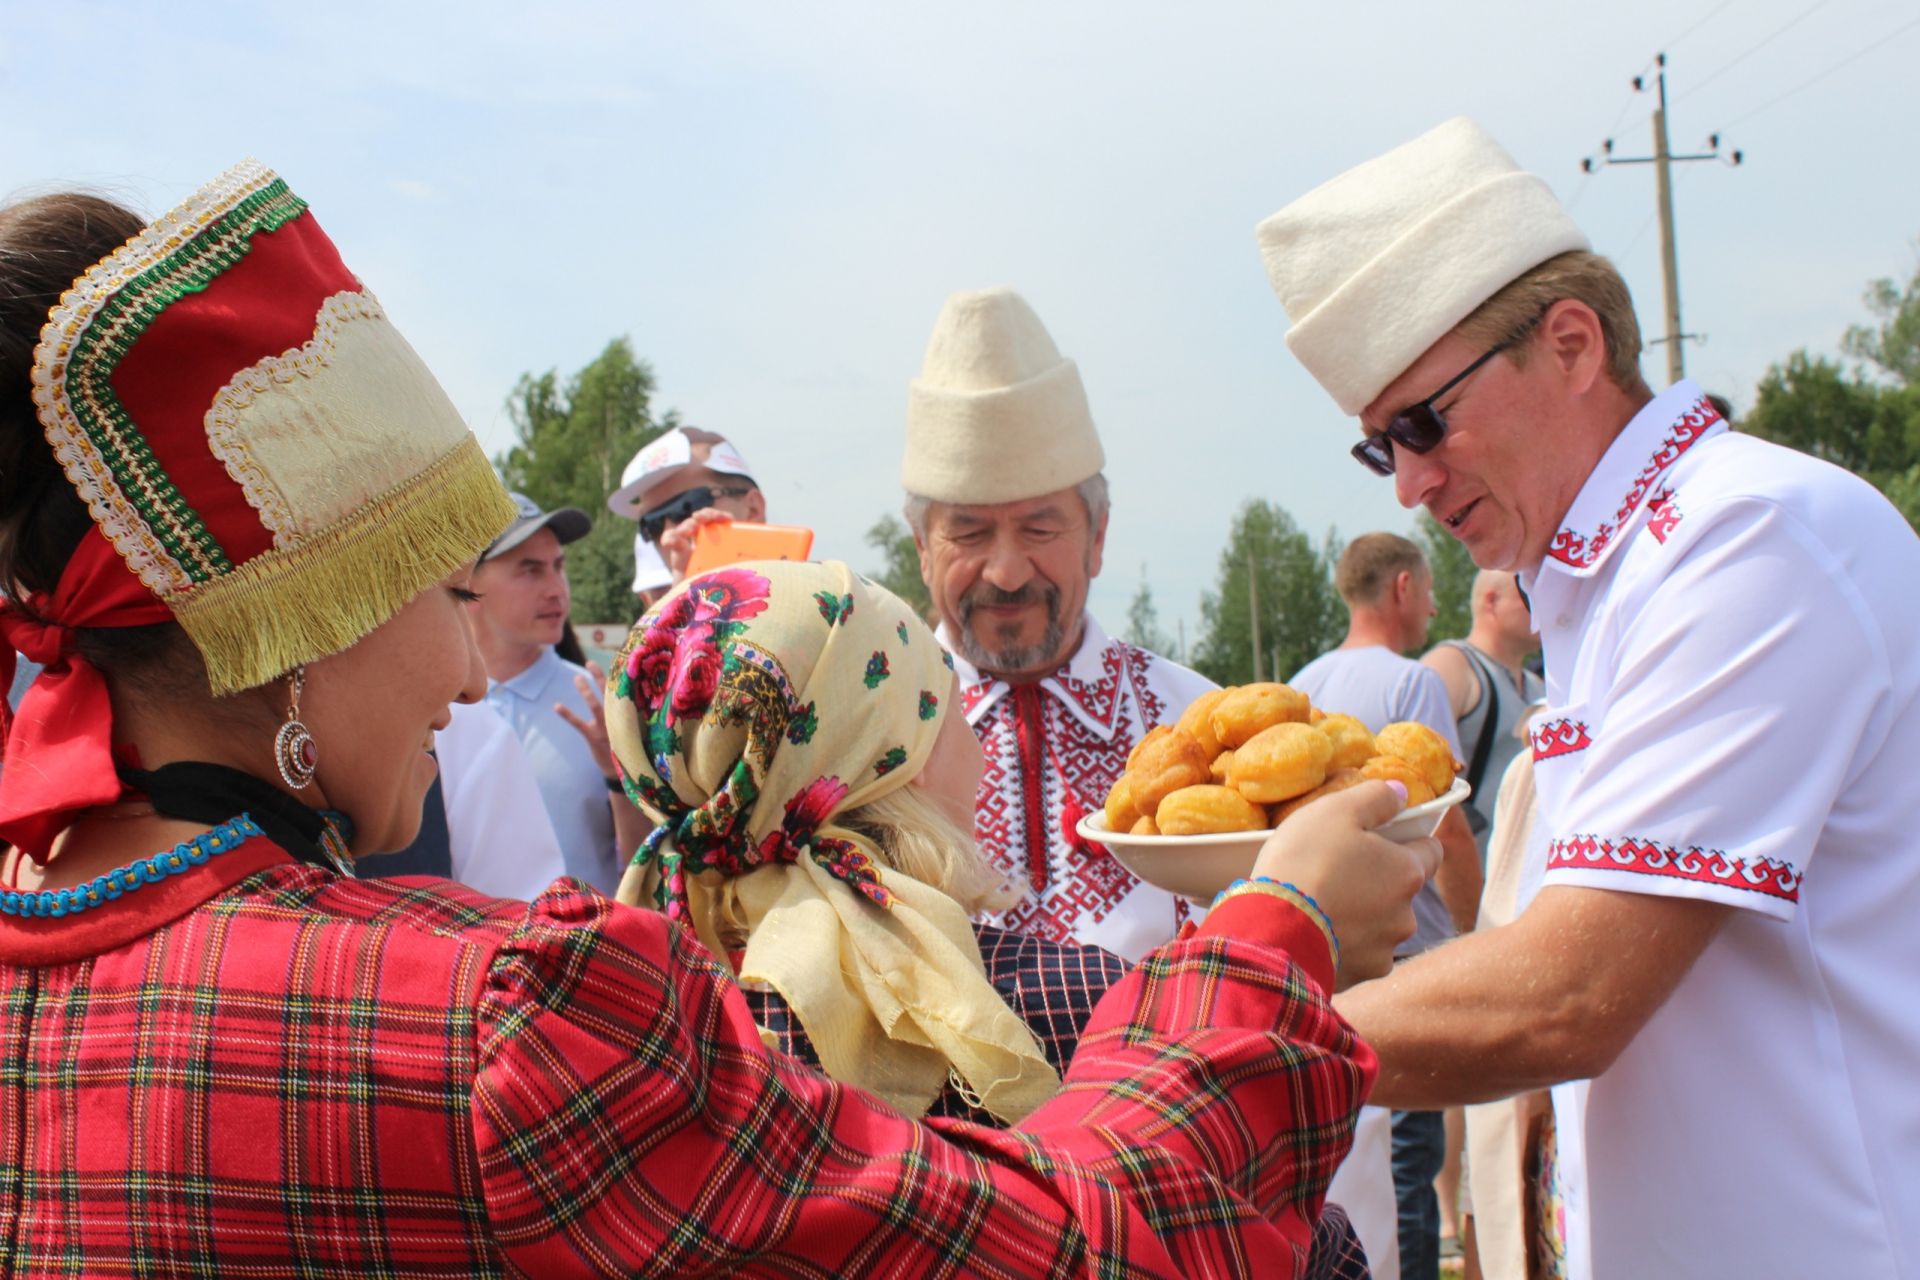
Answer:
[
  {"left": 1540, "top": 298, "right": 1608, "bottom": 398},
  {"left": 745, "top": 488, "right": 768, "bottom": 522},
  {"left": 1086, "top": 507, "right": 1110, "bottom": 581},
  {"left": 914, "top": 517, "right": 936, "bottom": 591}
]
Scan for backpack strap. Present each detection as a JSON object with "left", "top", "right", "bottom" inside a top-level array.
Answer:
[{"left": 1456, "top": 642, "right": 1501, "bottom": 810}]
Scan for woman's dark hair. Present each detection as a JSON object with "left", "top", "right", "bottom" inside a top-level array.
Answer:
[{"left": 0, "top": 192, "right": 201, "bottom": 685}]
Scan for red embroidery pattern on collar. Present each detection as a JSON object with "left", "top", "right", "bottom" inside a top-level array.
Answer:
[
  {"left": 1548, "top": 834, "right": 1800, "bottom": 902},
  {"left": 1529, "top": 718, "right": 1592, "bottom": 762},
  {"left": 1548, "top": 396, "right": 1722, "bottom": 569},
  {"left": 969, "top": 640, "right": 1177, "bottom": 947}
]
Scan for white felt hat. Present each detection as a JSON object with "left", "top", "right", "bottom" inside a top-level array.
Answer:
[
  {"left": 901, "top": 287, "right": 1104, "bottom": 504},
  {"left": 607, "top": 427, "right": 757, "bottom": 518},
  {"left": 1256, "top": 117, "right": 1590, "bottom": 416}
]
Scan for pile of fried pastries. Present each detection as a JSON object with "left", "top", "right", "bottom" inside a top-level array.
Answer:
[{"left": 1102, "top": 683, "right": 1461, "bottom": 837}]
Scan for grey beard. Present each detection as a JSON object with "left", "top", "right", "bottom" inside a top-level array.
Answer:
[{"left": 956, "top": 583, "right": 1065, "bottom": 676}]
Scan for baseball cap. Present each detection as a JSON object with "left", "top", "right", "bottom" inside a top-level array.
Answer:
[
  {"left": 631, "top": 533, "right": 673, "bottom": 593},
  {"left": 482, "top": 492, "right": 592, "bottom": 561},
  {"left": 607, "top": 427, "right": 756, "bottom": 518}
]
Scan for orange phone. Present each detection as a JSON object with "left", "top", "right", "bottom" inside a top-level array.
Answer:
[{"left": 684, "top": 521, "right": 815, "bottom": 576}]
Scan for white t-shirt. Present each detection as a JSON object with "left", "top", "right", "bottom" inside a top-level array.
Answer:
[
  {"left": 1291, "top": 644, "right": 1464, "bottom": 956},
  {"left": 435, "top": 701, "right": 568, "bottom": 901},
  {"left": 1519, "top": 381, "right": 1920, "bottom": 1279}
]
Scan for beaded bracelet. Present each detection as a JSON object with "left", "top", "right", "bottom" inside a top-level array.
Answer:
[{"left": 1213, "top": 876, "right": 1341, "bottom": 969}]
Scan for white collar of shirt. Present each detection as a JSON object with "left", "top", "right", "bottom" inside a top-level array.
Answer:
[
  {"left": 1520, "top": 379, "right": 1727, "bottom": 588},
  {"left": 939, "top": 612, "right": 1130, "bottom": 743},
  {"left": 488, "top": 646, "right": 562, "bottom": 702}
]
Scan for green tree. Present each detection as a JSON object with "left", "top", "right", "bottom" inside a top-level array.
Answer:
[
  {"left": 1123, "top": 570, "right": 1175, "bottom": 658},
  {"left": 496, "top": 338, "right": 673, "bottom": 622},
  {"left": 1417, "top": 511, "right": 1476, "bottom": 644},
  {"left": 1744, "top": 254, "right": 1920, "bottom": 529},
  {"left": 1191, "top": 500, "right": 1344, "bottom": 685},
  {"left": 865, "top": 514, "right": 933, "bottom": 621}
]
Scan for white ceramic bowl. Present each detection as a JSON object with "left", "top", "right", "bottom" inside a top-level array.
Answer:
[{"left": 1075, "top": 777, "right": 1471, "bottom": 903}]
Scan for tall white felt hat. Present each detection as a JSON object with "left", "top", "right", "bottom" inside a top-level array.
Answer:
[
  {"left": 1256, "top": 117, "right": 1590, "bottom": 416},
  {"left": 901, "top": 287, "right": 1104, "bottom": 504}
]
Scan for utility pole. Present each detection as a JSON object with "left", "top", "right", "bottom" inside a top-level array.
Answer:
[
  {"left": 1247, "top": 548, "right": 1263, "bottom": 684},
  {"left": 1581, "top": 53, "right": 1742, "bottom": 384}
]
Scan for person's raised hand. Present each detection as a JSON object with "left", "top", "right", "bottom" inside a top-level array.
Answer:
[
  {"left": 554, "top": 661, "right": 617, "bottom": 782},
  {"left": 657, "top": 509, "right": 734, "bottom": 582},
  {"left": 1247, "top": 780, "right": 1441, "bottom": 990}
]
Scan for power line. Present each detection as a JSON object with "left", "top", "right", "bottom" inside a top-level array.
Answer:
[
  {"left": 1714, "top": 10, "right": 1920, "bottom": 129},
  {"left": 1570, "top": 70, "right": 1659, "bottom": 211},
  {"left": 1677, "top": 0, "right": 1833, "bottom": 101},
  {"left": 1579, "top": 59, "right": 1739, "bottom": 383},
  {"left": 1663, "top": 0, "right": 1739, "bottom": 51}
]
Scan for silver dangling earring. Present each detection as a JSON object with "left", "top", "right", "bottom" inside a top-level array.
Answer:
[{"left": 275, "top": 667, "right": 319, "bottom": 790}]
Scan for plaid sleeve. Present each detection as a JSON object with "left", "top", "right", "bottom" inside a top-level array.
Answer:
[{"left": 470, "top": 884, "right": 1372, "bottom": 1278}]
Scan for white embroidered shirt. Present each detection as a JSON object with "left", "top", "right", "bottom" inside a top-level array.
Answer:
[
  {"left": 942, "top": 614, "right": 1216, "bottom": 963},
  {"left": 1519, "top": 380, "right": 1920, "bottom": 1279}
]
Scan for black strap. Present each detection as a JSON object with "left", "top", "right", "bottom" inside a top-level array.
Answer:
[
  {"left": 116, "top": 761, "right": 353, "bottom": 873},
  {"left": 1456, "top": 643, "right": 1502, "bottom": 803}
]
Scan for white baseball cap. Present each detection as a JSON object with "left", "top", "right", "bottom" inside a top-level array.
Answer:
[
  {"left": 631, "top": 534, "right": 673, "bottom": 594},
  {"left": 607, "top": 427, "right": 757, "bottom": 518}
]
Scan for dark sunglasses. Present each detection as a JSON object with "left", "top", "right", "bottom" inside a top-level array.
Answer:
[
  {"left": 1351, "top": 316, "right": 1541, "bottom": 476},
  {"left": 637, "top": 484, "right": 755, "bottom": 543}
]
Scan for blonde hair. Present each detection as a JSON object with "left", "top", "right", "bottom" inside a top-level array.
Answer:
[
  {"left": 839, "top": 784, "right": 1024, "bottom": 915},
  {"left": 1335, "top": 532, "right": 1426, "bottom": 607},
  {"left": 1454, "top": 250, "right": 1649, "bottom": 396}
]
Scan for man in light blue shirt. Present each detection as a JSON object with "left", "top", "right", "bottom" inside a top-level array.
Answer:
[
  {"left": 1291, "top": 531, "right": 1480, "bottom": 1280},
  {"left": 467, "top": 493, "right": 624, "bottom": 894}
]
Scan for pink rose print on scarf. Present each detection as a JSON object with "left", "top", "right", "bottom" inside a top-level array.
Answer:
[
  {"left": 756, "top": 776, "right": 850, "bottom": 865},
  {"left": 632, "top": 567, "right": 772, "bottom": 724},
  {"left": 687, "top": 567, "right": 772, "bottom": 633},
  {"left": 671, "top": 647, "right": 723, "bottom": 718}
]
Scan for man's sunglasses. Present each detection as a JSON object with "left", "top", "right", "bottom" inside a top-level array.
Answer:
[
  {"left": 1351, "top": 317, "right": 1541, "bottom": 476},
  {"left": 638, "top": 484, "right": 755, "bottom": 543}
]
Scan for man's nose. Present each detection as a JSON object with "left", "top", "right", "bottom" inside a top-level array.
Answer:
[
  {"left": 1394, "top": 447, "right": 1445, "bottom": 512},
  {"left": 979, "top": 539, "right": 1034, "bottom": 593}
]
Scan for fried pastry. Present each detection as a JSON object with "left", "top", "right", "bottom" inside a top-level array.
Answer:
[
  {"left": 1103, "top": 773, "right": 1141, "bottom": 832},
  {"left": 1358, "top": 753, "right": 1435, "bottom": 806},
  {"left": 1271, "top": 767, "right": 1367, "bottom": 824},
  {"left": 1176, "top": 689, "right": 1231, "bottom": 758},
  {"left": 1227, "top": 721, "right": 1332, "bottom": 804},
  {"left": 1210, "top": 682, "right": 1312, "bottom": 748},
  {"left": 1374, "top": 721, "right": 1458, "bottom": 798},
  {"left": 1130, "top": 813, "right": 1160, "bottom": 836},
  {"left": 1209, "top": 749, "right": 1236, "bottom": 785},
  {"left": 1155, "top": 784, "right": 1267, "bottom": 835},
  {"left": 1128, "top": 727, "right": 1212, "bottom": 816},
  {"left": 1127, "top": 724, "right": 1172, "bottom": 771},
  {"left": 1316, "top": 713, "right": 1378, "bottom": 770}
]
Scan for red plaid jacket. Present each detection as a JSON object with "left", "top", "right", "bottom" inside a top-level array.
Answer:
[{"left": 0, "top": 834, "right": 1371, "bottom": 1278}]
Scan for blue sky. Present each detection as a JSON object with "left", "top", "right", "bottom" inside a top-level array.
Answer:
[{"left": 7, "top": 1, "right": 1917, "bottom": 641}]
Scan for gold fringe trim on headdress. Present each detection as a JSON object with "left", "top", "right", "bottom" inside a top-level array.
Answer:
[{"left": 170, "top": 436, "right": 516, "bottom": 695}]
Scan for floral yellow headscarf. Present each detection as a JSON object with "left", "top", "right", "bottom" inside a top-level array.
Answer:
[{"left": 608, "top": 559, "right": 1058, "bottom": 1122}]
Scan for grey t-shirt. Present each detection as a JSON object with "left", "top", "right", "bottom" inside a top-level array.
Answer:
[{"left": 1290, "top": 645, "right": 1463, "bottom": 957}]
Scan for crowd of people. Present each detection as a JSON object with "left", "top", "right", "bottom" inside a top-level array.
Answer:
[{"left": 1, "top": 113, "right": 1915, "bottom": 1280}]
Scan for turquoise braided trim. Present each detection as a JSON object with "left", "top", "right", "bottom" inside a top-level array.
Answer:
[{"left": 0, "top": 814, "right": 264, "bottom": 919}]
